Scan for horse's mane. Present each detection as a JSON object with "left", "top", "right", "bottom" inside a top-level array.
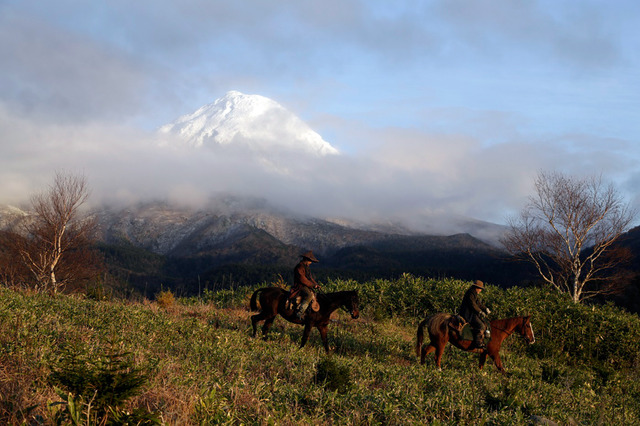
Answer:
[
  {"left": 490, "top": 316, "right": 531, "bottom": 335},
  {"left": 426, "top": 313, "right": 454, "bottom": 336}
]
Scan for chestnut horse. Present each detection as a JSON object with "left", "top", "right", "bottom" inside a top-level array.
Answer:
[
  {"left": 250, "top": 287, "right": 359, "bottom": 353},
  {"left": 415, "top": 313, "right": 535, "bottom": 373}
]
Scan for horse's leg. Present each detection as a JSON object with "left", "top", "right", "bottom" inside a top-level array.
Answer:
[
  {"left": 434, "top": 343, "right": 445, "bottom": 370},
  {"left": 478, "top": 350, "right": 488, "bottom": 370},
  {"left": 261, "top": 316, "right": 276, "bottom": 340},
  {"left": 300, "top": 323, "right": 312, "bottom": 348},
  {"left": 251, "top": 312, "right": 266, "bottom": 338},
  {"left": 421, "top": 344, "right": 436, "bottom": 365},
  {"left": 317, "top": 325, "right": 330, "bottom": 353},
  {"left": 483, "top": 337, "right": 507, "bottom": 373},
  {"left": 433, "top": 334, "right": 451, "bottom": 370},
  {"left": 489, "top": 349, "right": 506, "bottom": 374}
]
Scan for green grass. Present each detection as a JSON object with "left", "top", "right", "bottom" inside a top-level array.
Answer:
[{"left": 1, "top": 276, "right": 639, "bottom": 424}]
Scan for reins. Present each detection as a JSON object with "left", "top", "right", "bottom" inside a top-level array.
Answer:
[{"left": 490, "top": 324, "right": 514, "bottom": 336}]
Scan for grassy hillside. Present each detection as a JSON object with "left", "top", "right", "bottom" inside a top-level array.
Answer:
[{"left": 1, "top": 276, "right": 639, "bottom": 424}]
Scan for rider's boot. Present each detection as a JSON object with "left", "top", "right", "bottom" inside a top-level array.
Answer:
[
  {"left": 473, "top": 332, "right": 485, "bottom": 349},
  {"left": 296, "top": 306, "right": 306, "bottom": 320},
  {"left": 296, "top": 297, "right": 311, "bottom": 320}
]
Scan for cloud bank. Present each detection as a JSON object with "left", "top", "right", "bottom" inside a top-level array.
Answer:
[{"left": 1, "top": 101, "right": 636, "bottom": 232}]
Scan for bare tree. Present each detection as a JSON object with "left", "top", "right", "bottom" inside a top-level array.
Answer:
[
  {"left": 14, "top": 172, "right": 99, "bottom": 293},
  {"left": 501, "top": 171, "right": 636, "bottom": 303}
]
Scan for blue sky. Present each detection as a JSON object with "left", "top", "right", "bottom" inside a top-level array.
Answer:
[{"left": 1, "top": 0, "right": 639, "bottom": 229}]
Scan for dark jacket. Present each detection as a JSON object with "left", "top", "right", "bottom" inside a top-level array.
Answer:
[
  {"left": 458, "top": 287, "right": 488, "bottom": 324},
  {"left": 292, "top": 261, "right": 317, "bottom": 291}
]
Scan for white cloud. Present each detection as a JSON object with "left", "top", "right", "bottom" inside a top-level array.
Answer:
[
  {"left": 1, "top": 97, "right": 638, "bottom": 231},
  {"left": 0, "top": 13, "right": 147, "bottom": 125}
]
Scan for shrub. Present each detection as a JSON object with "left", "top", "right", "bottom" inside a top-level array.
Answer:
[
  {"left": 155, "top": 289, "right": 176, "bottom": 309},
  {"left": 325, "top": 274, "right": 468, "bottom": 319},
  {"left": 85, "top": 281, "right": 111, "bottom": 301},
  {"left": 495, "top": 287, "right": 640, "bottom": 368},
  {"left": 314, "top": 358, "right": 352, "bottom": 393},
  {"left": 47, "top": 343, "right": 158, "bottom": 424}
]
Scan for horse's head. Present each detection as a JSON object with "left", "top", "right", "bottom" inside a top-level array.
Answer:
[
  {"left": 519, "top": 316, "right": 535, "bottom": 344},
  {"left": 345, "top": 291, "right": 360, "bottom": 319}
]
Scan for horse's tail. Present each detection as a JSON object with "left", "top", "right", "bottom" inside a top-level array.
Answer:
[
  {"left": 249, "top": 288, "right": 264, "bottom": 312},
  {"left": 415, "top": 317, "right": 429, "bottom": 358}
]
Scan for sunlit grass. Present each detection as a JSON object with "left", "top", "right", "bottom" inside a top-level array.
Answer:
[{"left": 1, "top": 277, "right": 639, "bottom": 424}]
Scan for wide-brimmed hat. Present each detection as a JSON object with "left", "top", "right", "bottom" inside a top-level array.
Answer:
[
  {"left": 472, "top": 280, "right": 484, "bottom": 289},
  {"left": 300, "top": 250, "right": 319, "bottom": 263}
]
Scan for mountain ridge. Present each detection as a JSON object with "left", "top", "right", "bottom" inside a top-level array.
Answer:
[
  {"left": 92, "top": 198, "right": 504, "bottom": 256},
  {"left": 0, "top": 197, "right": 516, "bottom": 291}
]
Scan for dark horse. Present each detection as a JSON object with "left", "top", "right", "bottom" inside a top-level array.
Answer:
[
  {"left": 250, "top": 287, "right": 359, "bottom": 353},
  {"left": 415, "top": 313, "right": 535, "bottom": 374}
]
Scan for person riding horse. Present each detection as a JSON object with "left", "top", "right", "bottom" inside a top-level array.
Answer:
[
  {"left": 290, "top": 251, "right": 321, "bottom": 319},
  {"left": 458, "top": 280, "right": 491, "bottom": 349}
]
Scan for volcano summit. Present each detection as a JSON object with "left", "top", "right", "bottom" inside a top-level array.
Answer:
[{"left": 159, "top": 91, "right": 338, "bottom": 156}]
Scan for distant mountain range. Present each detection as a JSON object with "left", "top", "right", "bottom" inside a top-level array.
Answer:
[
  {"left": 0, "top": 197, "right": 520, "bottom": 291},
  {"left": 95, "top": 196, "right": 505, "bottom": 255},
  {"left": 100, "top": 198, "right": 528, "bottom": 296}
]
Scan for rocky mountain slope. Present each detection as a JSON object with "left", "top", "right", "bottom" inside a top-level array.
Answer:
[
  {"left": 96, "top": 197, "right": 398, "bottom": 257},
  {"left": 0, "top": 197, "right": 516, "bottom": 292}
]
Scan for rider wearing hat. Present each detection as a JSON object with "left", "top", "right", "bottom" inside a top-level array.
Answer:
[
  {"left": 458, "top": 280, "right": 491, "bottom": 349},
  {"left": 291, "top": 250, "right": 321, "bottom": 319}
]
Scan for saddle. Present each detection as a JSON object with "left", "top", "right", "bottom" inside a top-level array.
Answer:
[
  {"left": 459, "top": 321, "right": 491, "bottom": 341},
  {"left": 448, "top": 315, "right": 466, "bottom": 334}
]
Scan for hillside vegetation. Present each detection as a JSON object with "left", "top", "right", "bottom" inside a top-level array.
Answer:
[{"left": 1, "top": 275, "right": 639, "bottom": 424}]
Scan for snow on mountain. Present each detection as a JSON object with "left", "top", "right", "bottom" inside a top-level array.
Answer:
[
  {"left": 0, "top": 205, "right": 29, "bottom": 229},
  {"left": 159, "top": 90, "right": 339, "bottom": 156}
]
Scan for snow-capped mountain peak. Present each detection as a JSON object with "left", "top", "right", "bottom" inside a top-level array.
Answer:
[{"left": 159, "top": 91, "right": 339, "bottom": 156}]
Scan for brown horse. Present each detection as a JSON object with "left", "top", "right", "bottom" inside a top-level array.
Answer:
[
  {"left": 415, "top": 313, "right": 535, "bottom": 373},
  {"left": 250, "top": 287, "right": 359, "bottom": 353}
]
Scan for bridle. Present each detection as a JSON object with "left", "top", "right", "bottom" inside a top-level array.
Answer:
[
  {"left": 341, "top": 296, "right": 358, "bottom": 317},
  {"left": 317, "top": 289, "right": 358, "bottom": 317}
]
